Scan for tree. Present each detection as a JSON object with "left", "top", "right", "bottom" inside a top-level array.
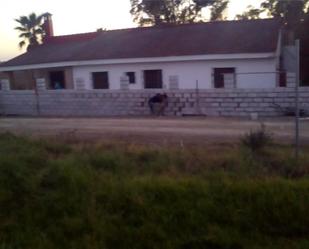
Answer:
[
  {"left": 235, "top": 1, "right": 309, "bottom": 85},
  {"left": 210, "top": 0, "right": 229, "bottom": 21},
  {"left": 261, "top": 0, "right": 309, "bottom": 29},
  {"left": 236, "top": 0, "right": 309, "bottom": 28},
  {"left": 260, "top": 1, "right": 309, "bottom": 85},
  {"left": 14, "top": 13, "right": 45, "bottom": 51},
  {"left": 130, "top": 0, "right": 229, "bottom": 26},
  {"left": 235, "top": 5, "right": 263, "bottom": 20}
]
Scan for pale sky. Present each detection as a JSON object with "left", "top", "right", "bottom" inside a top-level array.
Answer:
[{"left": 0, "top": 0, "right": 262, "bottom": 61}]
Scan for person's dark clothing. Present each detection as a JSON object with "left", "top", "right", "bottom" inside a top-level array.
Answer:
[
  {"left": 148, "top": 93, "right": 168, "bottom": 115},
  {"left": 149, "top": 94, "right": 163, "bottom": 104}
]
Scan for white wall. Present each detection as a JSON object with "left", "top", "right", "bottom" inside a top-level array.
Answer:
[
  {"left": 235, "top": 59, "right": 277, "bottom": 88},
  {"left": 72, "top": 57, "right": 278, "bottom": 90},
  {"left": 283, "top": 46, "right": 297, "bottom": 73}
]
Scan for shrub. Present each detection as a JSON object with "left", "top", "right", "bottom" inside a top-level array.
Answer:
[{"left": 241, "top": 124, "right": 273, "bottom": 152}]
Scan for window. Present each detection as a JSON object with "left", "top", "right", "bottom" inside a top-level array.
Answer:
[
  {"left": 144, "top": 70, "right": 162, "bottom": 89},
  {"left": 92, "top": 72, "right": 109, "bottom": 89},
  {"left": 126, "top": 72, "right": 136, "bottom": 84},
  {"left": 213, "top": 68, "right": 235, "bottom": 88},
  {"left": 49, "top": 71, "right": 65, "bottom": 89}
]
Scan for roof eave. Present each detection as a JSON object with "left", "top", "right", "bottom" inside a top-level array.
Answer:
[{"left": 0, "top": 52, "right": 277, "bottom": 72}]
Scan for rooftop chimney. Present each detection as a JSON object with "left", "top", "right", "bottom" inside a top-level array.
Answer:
[{"left": 42, "top": 12, "right": 54, "bottom": 39}]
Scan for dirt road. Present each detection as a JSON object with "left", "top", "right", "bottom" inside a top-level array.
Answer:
[{"left": 0, "top": 117, "right": 308, "bottom": 144}]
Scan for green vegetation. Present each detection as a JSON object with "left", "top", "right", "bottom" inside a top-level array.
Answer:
[
  {"left": 14, "top": 13, "right": 45, "bottom": 50},
  {"left": 0, "top": 133, "right": 308, "bottom": 249},
  {"left": 130, "top": 0, "right": 229, "bottom": 26},
  {"left": 241, "top": 124, "right": 273, "bottom": 153}
]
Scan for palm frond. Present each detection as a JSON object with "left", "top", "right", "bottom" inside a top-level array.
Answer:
[
  {"left": 29, "top": 12, "right": 37, "bottom": 21},
  {"left": 18, "top": 40, "right": 26, "bottom": 49},
  {"left": 15, "top": 16, "right": 29, "bottom": 25},
  {"left": 34, "top": 28, "right": 44, "bottom": 34},
  {"left": 19, "top": 32, "right": 32, "bottom": 38},
  {"left": 29, "top": 12, "right": 41, "bottom": 26},
  {"left": 14, "top": 27, "right": 28, "bottom": 32},
  {"left": 15, "top": 12, "right": 45, "bottom": 49}
]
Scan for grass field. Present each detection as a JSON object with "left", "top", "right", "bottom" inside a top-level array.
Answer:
[{"left": 0, "top": 132, "right": 308, "bottom": 249}]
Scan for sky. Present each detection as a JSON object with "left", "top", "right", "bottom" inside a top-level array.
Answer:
[{"left": 0, "top": 0, "right": 262, "bottom": 61}]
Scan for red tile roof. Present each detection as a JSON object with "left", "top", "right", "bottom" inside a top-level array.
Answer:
[{"left": 1, "top": 18, "right": 282, "bottom": 68}]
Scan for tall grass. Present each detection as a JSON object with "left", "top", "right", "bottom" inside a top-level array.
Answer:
[{"left": 0, "top": 133, "right": 308, "bottom": 249}]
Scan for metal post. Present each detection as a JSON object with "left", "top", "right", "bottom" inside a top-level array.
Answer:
[
  {"left": 195, "top": 80, "right": 200, "bottom": 115},
  {"left": 295, "top": 39, "right": 300, "bottom": 160}
]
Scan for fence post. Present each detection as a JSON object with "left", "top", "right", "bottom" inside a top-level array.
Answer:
[{"left": 295, "top": 40, "right": 300, "bottom": 161}]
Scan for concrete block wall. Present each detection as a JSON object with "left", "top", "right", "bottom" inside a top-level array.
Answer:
[
  {"left": 0, "top": 91, "right": 38, "bottom": 116},
  {"left": 1, "top": 76, "right": 309, "bottom": 117},
  {"left": 1, "top": 88, "right": 309, "bottom": 117}
]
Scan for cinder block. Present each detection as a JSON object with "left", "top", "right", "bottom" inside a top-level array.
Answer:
[
  {"left": 1, "top": 79, "right": 10, "bottom": 91},
  {"left": 1, "top": 88, "right": 309, "bottom": 118},
  {"left": 221, "top": 103, "right": 237, "bottom": 107},
  {"left": 36, "top": 78, "right": 46, "bottom": 91}
]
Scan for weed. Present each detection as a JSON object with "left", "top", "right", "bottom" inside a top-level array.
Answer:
[{"left": 240, "top": 124, "right": 273, "bottom": 153}]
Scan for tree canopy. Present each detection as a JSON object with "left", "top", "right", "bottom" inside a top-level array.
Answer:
[
  {"left": 14, "top": 13, "right": 45, "bottom": 51},
  {"left": 235, "top": 5, "right": 263, "bottom": 20},
  {"left": 130, "top": 0, "right": 229, "bottom": 26},
  {"left": 262, "top": 0, "right": 308, "bottom": 29},
  {"left": 236, "top": 0, "right": 309, "bottom": 29},
  {"left": 236, "top": 0, "right": 309, "bottom": 85}
]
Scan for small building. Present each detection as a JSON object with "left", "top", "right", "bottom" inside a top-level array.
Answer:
[
  {"left": 0, "top": 17, "right": 287, "bottom": 90},
  {"left": 1, "top": 16, "right": 307, "bottom": 117}
]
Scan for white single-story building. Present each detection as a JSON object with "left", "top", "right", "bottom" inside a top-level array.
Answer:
[
  {"left": 1, "top": 16, "right": 307, "bottom": 118},
  {"left": 0, "top": 16, "right": 289, "bottom": 90}
]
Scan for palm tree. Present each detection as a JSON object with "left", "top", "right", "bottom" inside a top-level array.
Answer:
[{"left": 15, "top": 13, "right": 45, "bottom": 51}]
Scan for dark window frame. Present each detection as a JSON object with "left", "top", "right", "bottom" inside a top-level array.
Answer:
[
  {"left": 49, "top": 70, "right": 65, "bottom": 89},
  {"left": 213, "top": 68, "right": 235, "bottom": 89},
  {"left": 126, "top": 72, "right": 136, "bottom": 84},
  {"left": 144, "top": 69, "right": 163, "bottom": 89},
  {"left": 92, "top": 72, "right": 109, "bottom": 89}
]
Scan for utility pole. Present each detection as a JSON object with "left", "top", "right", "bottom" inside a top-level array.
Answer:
[{"left": 295, "top": 39, "right": 300, "bottom": 160}]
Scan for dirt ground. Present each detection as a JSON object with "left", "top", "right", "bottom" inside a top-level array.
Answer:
[{"left": 0, "top": 116, "right": 308, "bottom": 145}]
